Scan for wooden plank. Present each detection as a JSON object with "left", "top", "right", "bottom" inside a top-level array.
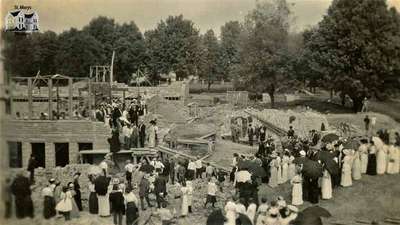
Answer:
[
  {"left": 68, "top": 78, "right": 73, "bottom": 119},
  {"left": 177, "top": 138, "right": 208, "bottom": 145},
  {"left": 48, "top": 79, "right": 53, "bottom": 120},
  {"left": 27, "top": 78, "right": 33, "bottom": 119},
  {"left": 156, "top": 146, "right": 229, "bottom": 172},
  {"left": 385, "top": 219, "right": 400, "bottom": 224},
  {"left": 198, "top": 132, "right": 216, "bottom": 140}
]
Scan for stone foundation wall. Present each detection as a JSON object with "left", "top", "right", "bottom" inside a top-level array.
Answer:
[{"left": 4, "top": 119, "right": 111, "bottom": 168}]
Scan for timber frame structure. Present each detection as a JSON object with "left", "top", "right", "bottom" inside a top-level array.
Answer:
[{"left": 11, "top": 74, "right": 92, "bottom": 120}]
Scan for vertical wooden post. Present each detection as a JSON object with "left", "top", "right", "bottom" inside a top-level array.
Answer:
[
  {"left": 88, "top": 78, "right": 92, "bottom": 114},
  {"left": 27, "top": 78, "right": 33, "bottom": 119},
  {"left": 48, "top": 79, "right": 53, "bottom": 120},
  {"left": 122, "top": 90, "right": 126, "bottom": 107},
  {"left": 68, "top": 78, "right": 73, "bottom": 119}
]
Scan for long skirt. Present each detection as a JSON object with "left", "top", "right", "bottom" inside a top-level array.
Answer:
[
  {"left": 288, "top": 164, "right": 296, "bottom": 180},
  {"left": 268, "top": 168, "right": 278, "bottom": 188},
  {"left": 306, "top": 178, "right": 319, "bottom": 204},
  {"left": 352, "top": 158, "right": 362, "bottom": 180},
  {"left": 43, "top": 196, "right": 56, "bottom": 219},
  {"left": 376, "top": 150, "right": 387, "bottom": 174},
  {"left": 89, "top": 192, "right": 98, "bottom": 214},
  {"left": 360, "top": 154, "right": 368, "bottom": 174},
  {"left": 291, "top": 183, "right": 303, "bottom": 205},
  {"left": 366, "top": 154, "right": 377, "bottom": 176},
  {"left": 74, "top": 190, "right": 83, "bottom": 211},
  {"left": 341, "top": 167, "right": 352, "bottom": 187},
  {"left": 15, "top": 196, "right": 34, "bottom": 219},
  {"left": 126, "top": 202, "right": 139, "bottom": 225},
  {"left": 321, "top": 174, "right": 332, "bottom": 199},
  {"left": 98, "top": 195, "right": 111, "bottom": 217}
]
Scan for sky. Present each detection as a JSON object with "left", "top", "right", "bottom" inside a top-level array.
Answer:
[{"left": 2, "top": 0, "right": 400, "bottom": 36}]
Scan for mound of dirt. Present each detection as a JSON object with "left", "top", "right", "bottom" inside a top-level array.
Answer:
[
  {"left": 327, "top": 112, "right": 400, "bottom": 136},
  {"left": 253, "top": 109, "right": 329, "bottom": 137}
]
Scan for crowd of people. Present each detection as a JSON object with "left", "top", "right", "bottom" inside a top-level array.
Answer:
[{"left": 4, "top": 110, "right": 400, "bottom": 225}]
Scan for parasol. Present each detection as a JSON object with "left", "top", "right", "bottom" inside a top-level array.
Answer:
[
  {"left": 207, "top": 209, "right": 226, "bottom": 225},
  {"left": 293, "top": 206, "right": 331, "bottom": 225},
  {"left": 248, "top": 164, "right": 267, "bottom": 178},
  {"left": 321, "top": 133, "right": 339, "bottom": 143},
  {"left": 293, "top": 156, "right": 308, "bottom": 165},
  {"left": 237, "top": 160, "right": 254, "bottom": 170},
  {"left": 316, "top": 151, "right": 340, "bottom": 176},
  {"left": 342, "top": 140, "right": 359, "bottom": 150},
  {"left": 236, "top": 170, "right": 252, "bottom": 183},
  {"left": 301, "top": 159, "right": 323, "bottom": 179},
  {"left": 236, "top": 213, "right": 252, "bottom": 225},
  {"left": 302, "top": 206, "right": 331, "bottom": 218},
  {"left": 139, "top": 164, "right": 155, "bottom": 173}
]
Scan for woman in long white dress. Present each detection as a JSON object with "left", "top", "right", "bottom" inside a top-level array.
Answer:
[
  {"left": 288, "top": 154, "right": 296, "bottom": 180},
  {"left": 321, "top": 169, "right": 332, "bottom": 199},
  {"left": 341, "top": 151, "right": 353, "bottom": 187},
  {"left": 290, "top": 173, "right": 303, "bottom": 206},
  {"left": 352, "top": 151, "right": 362, "bottom": 180},
  {"left": 276, "top": 155, "right": 283, "bottom": 185},
  {"left": 246, "top": 199, "right": 257, "bottom": 224},
  {"left": 281, "top": 153, "right": 289, "bottom": 184},
  {"left": 224, "top": 199, "right": 237, "bottom": 225},
  {"left": 186, "top": 181, "right": 193, "bottom": 213},
  {"left": 98, "top": 184, "right": 111, "bottom": 217},
  {"left": 180, "top": 182, "right": 189, "bottom": 217},
  {"left": 376, "top": 145, "right": 388, "bottom": 175},
  {"left": 374, "top": 137, "right": 387, "bottom": 175},
  {"left": 387, "top": 145, "right": 399, "bottom": 174},
  {"left": 268, "top": 156, "right": 279, "bottom": 188},
  {"left": 148, "top": 121, "right": 157, "bottom": 148},
  {"left": 359, "top": 142, "right": 369, "bottom": 174}
]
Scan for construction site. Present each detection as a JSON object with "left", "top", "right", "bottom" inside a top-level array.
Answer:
[{"left": 3, "top": 68, "right": 400, "bottom": 225}]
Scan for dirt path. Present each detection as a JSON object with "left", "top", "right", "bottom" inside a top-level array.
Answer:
[{"left": 207, "top": 139, "right": 257, "bottom": 168}]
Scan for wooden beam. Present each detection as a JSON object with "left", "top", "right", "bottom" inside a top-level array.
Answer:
[
  {"left": 88, "top": 78, "right": 92, "bottom": 113},
  {"left": 122, "top": 90, "right": 126, "bottom": 107},
  {"left": 48, "top": 79, "right": 53, "bottom": 120},
  {"left": 27, "top": 78, "right": 33, "bottom": 119},
  {"left": 68, "top": 78, "right": 73, "bottom": 119}
]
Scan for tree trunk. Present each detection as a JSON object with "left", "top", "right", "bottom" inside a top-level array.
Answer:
[
  {"left": 207, "top": 81, "right": 212, "bottom": 91},
  {"left": 330, "top": 88, "right": 333, "bottom": 100},
  {"left": 352, "top": 97, "right": 362, "bottom": 113},
  {"left": 269, "top": 92, "right": 275, "bottom": 108},
  {"left": 341, "top": 94, "right": 346, "bottom": 106}
]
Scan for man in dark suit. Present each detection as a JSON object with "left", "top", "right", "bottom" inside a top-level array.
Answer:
[
  {"left": 138, "top": 120, "right": 146, "bottom": 148},
  {"left": 129, "top": 103, "right": 138, "bottom": 126},
  {"left": 27, "top": 155, "right": 37, "bottom": 183},
  {"left": 248, "top": 124, "right": 254, "bottom": 146}
]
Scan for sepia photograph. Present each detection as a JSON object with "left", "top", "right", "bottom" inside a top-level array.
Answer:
[{"left": 0, "top": 0, "right": 399, "bottom": 224}]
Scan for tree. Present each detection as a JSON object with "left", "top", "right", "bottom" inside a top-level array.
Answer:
[
  {"left": 83, "top": 16, "right": 117, "bottom": 57},
  {"left": 236, "top": 0, "right": 292, "bottom": 107},
  {"left": 144, "top": 15, "right": 201, "bottom": 81},
  {"left": 2, "top": 32, "right": 38, "bottom": 77},
  {"left": 55, "top": 29, "right": 106, "bottom": 77},
  {"left": 305, "top": 0, "right": 400, "bottom": 111},
  {"left": 31, "top": 31, "right": 59, "bottom": 75},
  {"left": 198, "top": 29, "right": 220, "bottom": 90},
  {"left": 83, "top": 17, "right": 147, "bottom": 83},
  {"left": 112, "top": 22, "right": 147, "bottom": 83},
  {"left": 219, "top": 21, "right": 242, "bottom": 80}
]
